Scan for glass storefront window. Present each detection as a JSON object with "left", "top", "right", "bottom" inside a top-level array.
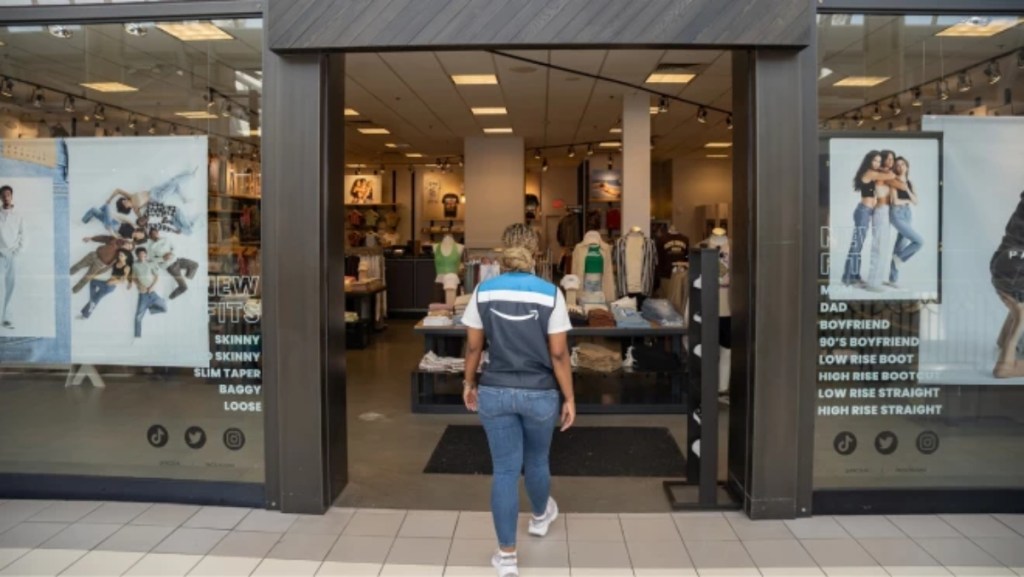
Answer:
[
  {"left": 0, "top": 18, "right": 264, "bottom": 498},
  {"left": 816, "top": 13, "right": 1024, "bottom": 490}
]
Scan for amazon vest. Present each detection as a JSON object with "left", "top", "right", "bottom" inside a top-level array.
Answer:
[{"left": 474, "top": 271, "right": 558, "bottom": 390}]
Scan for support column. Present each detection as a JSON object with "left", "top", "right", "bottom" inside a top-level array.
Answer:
[
  {"left": 622, "top": 91, "right": 651, "bottom": 235},
  {"left": 730, "top": 47, "right": 816, "bottom": 519},
  {"left": 464, "top": 136, "right": 525, "bottom": 248},
  {"left": 262, "top": 44, "right": 348, "bottom": 513}
]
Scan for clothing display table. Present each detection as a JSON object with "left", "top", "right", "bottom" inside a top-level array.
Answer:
[{"left": 411, "top": 322, "right": 687, "bottom": 414}]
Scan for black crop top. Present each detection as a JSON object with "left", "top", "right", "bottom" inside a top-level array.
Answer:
[
  {"left": 856, "top": 180, "right": 876, "bottom": 198},
  {"left": 897, "top": 180, "right": 912, "bottom": 201},
  {"left": 111, "top": 262, "right": 128, "bottom": 279}
]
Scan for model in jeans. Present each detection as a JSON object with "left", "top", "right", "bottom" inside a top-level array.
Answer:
[
  {"left": 79, "top": 249, "right": 132, "bottom": 319},
  {"left": 841, "top": 151, "right": 893, "bottom": 287},
  {"left": 461, "top": 223, "right": 575, "bottom": 577},
  {"left": 82, "top": 194, "right": 134, "bottom": 235},
  {"left": 110, "top": 167, "right": 199, "bottom": 235},
  {"left": 862, "top": 150, "right": 898, "bottom": 292},
  {"left": 145, "top": 228, "right": 198, "bottom": 299},
  {"left": 991, "top": 191, "right": 1024, "bottom": 378},
  {"left": 131, "top": 247, "right": 167, "bottom": 338},
  {"left": 70, "top": 224, "right": 146, "bottom": 294},
  {"left": 886, "top": 157, "right": 923, "bottom": 288},
  {"left": 0, "top": 185, "right": 25, "bottom": 329}
]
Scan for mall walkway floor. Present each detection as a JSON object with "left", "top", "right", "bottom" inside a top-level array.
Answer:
[{"left": 2, "top": 499, "right": 1024, "bottom": 576}]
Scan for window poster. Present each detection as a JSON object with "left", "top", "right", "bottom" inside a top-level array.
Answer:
[
  {"left": 344, "top": 174, "right": 382, "bottom": 204},
  {"left": 68, "top": 137, "right": 209, "bottom": 367}
]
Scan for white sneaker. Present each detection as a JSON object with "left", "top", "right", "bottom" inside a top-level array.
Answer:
[
  {"left": 528, "top": 497, "right": 558, "bottom": 537},
  {"left": 491, "top": 551, "right": 518, "bottom": 577}
]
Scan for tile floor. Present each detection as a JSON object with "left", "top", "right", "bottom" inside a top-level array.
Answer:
[{"left": 2, "top": 500, "right": 1024, "bottom": 576}]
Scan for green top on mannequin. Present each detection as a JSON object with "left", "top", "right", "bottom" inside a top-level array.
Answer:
[
  {"left": 584, "top": 244, "right": 603, "bottom": 274},
  {"left": 434, "top": 239, "right": 461, "bottom": 275}
]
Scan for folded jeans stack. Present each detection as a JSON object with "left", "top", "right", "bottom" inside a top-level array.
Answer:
[
  {"left": 453, "top": 294, "right": 472, "bottom": 317},
  {"left": 611, "top": 305, "right": 650, "bottom": 328},
  {"left": 571, "top": 343, "right": 622, "bottom": 373},
  {"left": 640, "top": 298, "right": 685, "bottom": 327}
]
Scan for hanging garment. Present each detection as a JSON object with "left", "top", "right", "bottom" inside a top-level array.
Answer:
[
  {"left": 571, "top": 231, "right": 616, "bottom": 303},
  {"left": 614, "top": 232, "right": 657, "bottom": 297},
  {"left": 656, "top": 233, "right": 690, "bottom": 278},
  {"left": 556, "top": 213, "right": 582, "bottom": 248}
]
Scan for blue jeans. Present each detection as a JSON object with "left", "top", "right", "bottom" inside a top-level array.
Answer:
[
  {"left": 135, "top": 292, "right": 168, "bottom": 337},
  {"left": 889, "top": 205, "right": 923, "bottom": 283},
  {"left": 478, "top": 386, "right": 560, "bottom": 548},
  {"left": 841, "top": 203, "right": 873, "bottom": 285},
  {"left": 82, "top": 204, "right": 119, "bottom": 230},
  {"left": 868, "top": 205, "right": 891, "bottom": 288},
  {"left": 82, "top": 280, "right": 115, "bottom": 318}
]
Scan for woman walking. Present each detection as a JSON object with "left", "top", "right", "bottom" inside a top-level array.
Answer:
[{"left": 461, "top": 223, "right": 576, "bottom": 577}]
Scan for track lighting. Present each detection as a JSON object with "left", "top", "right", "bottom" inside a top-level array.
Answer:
[
  {"left": 205, "top": 89, "right": 216, "bottom": 109},
  {"left": 148, "top": 123, "right": 156, "bottom": 135},
  {"left": 541, "top": 158, "right": 549, "bottom": 172},
  {"left": 567, "top": 145, "right": 576, "bottom": 158},
  {"left": 911, "top": 87, "right": 923, "bottom": 107},
  {"left": 696, "top": 106, "right": 707, "bottom": 123},
  {"left": 586, "top": 144, "right": 595, "bottom": 156},
  {"left": 128, "top": 114, "right": 137, "bottom": 129},
  {"left": 889, "top": 97, "right": 902, "bottom": 117},
  {"left": 458, "top": 156, "right": 464, "bottom": 167},
  {"left": 0, "top": 78, "right": 13, "bottom": 99},
  {"left": 170, "top": 125, "right": 177, "bottom": 135},
  {"left": 984, "top": 60, "right": 1002, "bottom": 85},
  {"left": 956, "top": 71, "right": 972, "bottom": 93},
  {"left": 657, "top": 97, "right": 669, "bottom": 114},
  {"left": 221, "top": 102, "right": 233, "bottom": 118},
  {"left": 871, "top": 103, "right": 882, "bottom": 121},
  {"left": 606, "top": 154, "right": 613, "bottom": 171},
  {"left": 937, "top": 80, "right": 950, "bottom": 101},
  {"left": 123, "top": 23, "right": 148, "bottom": 37},
  {"left": 31, "top": 88, "right": 43, "bottom": 108},
  {"left": 726, "top": 114, "right": 733, "bottom": 130},
  {"left": 48, "top": 25, "right": 73, "bottom": 39},
  {"left": 533, "top": 148, "right": 542, "bottom": 160},
  {"left": 854, "top": 111, "right": 864, "bottom": 126},
  {"left": 63, "top": 95, "right": 75, "bottom": 113},
  {"left": 94, "top": 104, "right": 105, "bottom": 121}
]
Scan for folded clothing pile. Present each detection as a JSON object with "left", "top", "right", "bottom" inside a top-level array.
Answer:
[
  {"left": 571, "top": 343, "right": 621, "bottom": 373},
  {"left": 611, "top": 305, "right": 650, "bottom": 328},
  {"left": 587, "top": 309, "right": 616, "bottom": 327},
  {"left": 423, "top": 304, "right": 453, "bottom": 327},
  {"left": 418, "top": 351, "right": 465, "bottom": 373},
  {"left": 344, "top": 311, "right": 359, "bottom": 323},
  {"left": 640, "top": 298, "right": 685, "bottom": 327},
  {"left": 568, "top": 305, "right": 589, "bottom": 327},
  {"left": 453, "top": 294, "right": 473, "bottom": 317}
]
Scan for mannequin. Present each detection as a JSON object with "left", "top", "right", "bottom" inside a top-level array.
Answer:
[
  {"left": 560, "top": 274, "right": 581, "bottom": 307},
  {"left": 702, "top": 227, "right": 731, "bottom": 396},
  {"left": 433, "top": 234, "right": 464, "bottom": 282},
  {"left": 441, "top": 273, "right": 460, "bottom": 306},
  {"left": 571, "top": 230, "right": 615, "bottom": 303},
  {"left": 657, "top": 225, "right": 691, "bottom": 302}
]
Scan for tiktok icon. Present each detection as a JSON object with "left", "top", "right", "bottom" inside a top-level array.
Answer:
[
  {"left": 147, "top": 425, "right": 169, "bottom": 448},
  {"left": 833, "top": 431, "right": 857, "bottom": 456}
]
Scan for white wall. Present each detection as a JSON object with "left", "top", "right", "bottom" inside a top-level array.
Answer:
[
  {"left": 671, "top": 157, "right": 733, "bottom": 241},
  {"left": 464, "top": 136, "right": 524, "bottom": 248}
]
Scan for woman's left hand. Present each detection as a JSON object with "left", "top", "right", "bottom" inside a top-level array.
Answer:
[{"left": 463, "top": 385, "right": 478, "bottom": 412}]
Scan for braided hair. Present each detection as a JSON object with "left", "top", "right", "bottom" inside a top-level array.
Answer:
[{"left": 500, "top": 223, "right": 538, "bottom": 273}]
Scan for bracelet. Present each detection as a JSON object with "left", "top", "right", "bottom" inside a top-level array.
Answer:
[{"left": 462, "top": 380, "right": 477, "bottom": 389}]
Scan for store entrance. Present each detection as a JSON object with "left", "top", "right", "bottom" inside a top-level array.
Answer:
[{"left": 335, "top": 49, "right": 743, "bottom": 512}]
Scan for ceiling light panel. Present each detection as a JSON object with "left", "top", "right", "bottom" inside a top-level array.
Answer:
[
  {"left": 483, "top": 127, "right": 513, "bottom": 134},
  {"left": 80, "top": 82, "right": 138, "bottom": 93},
  {"left": 704, "top": 142, "right": 733, "bottom": 148},
  {"left": 345, "top": 108, "right": 359, "bottom": 116},
  {"left": 471, "top": 107, "right": 508, "bottom": 115},
  {"left": 646, "top": 72, "right": 696, "bottom": 83},
  {"left": 156, "top": 22, "right": 233, "bottom": 42},
  {"left": 452, "top": 74, "right": 498, "bottom": 85},
  {"left": 833, "top": 76, "right": 890, "bottom": 87},
  {"left": 175, "top": 111, "right": 219, "bottom": 119},
  {"left": 357, "top": 127, "right": 391, "bottom": 135},
  {"left": 405, "top": 153, "right": 424, "bottom": 158},
  {"left": 599, "top": 141, "right": 622, "bottom": 148}
]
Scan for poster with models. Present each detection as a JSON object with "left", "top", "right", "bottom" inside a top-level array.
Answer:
[
  {"left": 344, "top": 174, "right": 381, "bottom": 204},
  {"left": 589, "top": 169, "right": 622, "bottom": 202},
  {"left": 68, "top": 137, "right": 208, "bottom": 367},
  {"left": 918, "top": 116, "right": 1024, "bottom": 384},
  {"left": 0, "top": 139, "right": 69, "bottom": 363},
  {"left": 826, "top": 136, "right": 941, "bottom": 302}
]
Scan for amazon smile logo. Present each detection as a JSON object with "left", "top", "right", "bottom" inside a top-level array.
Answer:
[{"left": 492, "top": 310, "right": 539, "bottom": 321}]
